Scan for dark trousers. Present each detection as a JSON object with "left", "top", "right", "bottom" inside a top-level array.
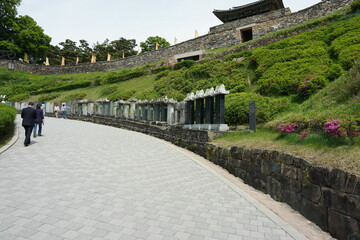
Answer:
[{"left": 23, "top": 126, "right": 33, "bottom": 145}]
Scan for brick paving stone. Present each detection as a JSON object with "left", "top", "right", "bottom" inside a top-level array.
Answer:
[{"left": 0, "top": 117, "right": 309, "bottom": 240}]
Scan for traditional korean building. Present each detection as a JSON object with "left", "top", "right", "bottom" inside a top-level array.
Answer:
[
  {"left": 213, "top": 0, "right": 285, "bottom": 23},
  {"left": 211, "top": 0, "right": 288, "bottom": 43}
]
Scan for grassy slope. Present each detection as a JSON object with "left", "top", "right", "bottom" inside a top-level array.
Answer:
[{"left": 28, "top": 75, "right": 156, "bottom": 102}]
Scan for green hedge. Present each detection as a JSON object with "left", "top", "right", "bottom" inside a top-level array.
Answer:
[
  {"left": 173, "top": 60, "right": 196, "bottom": 70},
  {"left": 225, "top": 93, "right": 290, "bottom": 125},
  {"left": 108, "top": 89, "right": 136, "bottom": 101},
  {"left": 61, "top": 92, "right": 87, "bottom": 102},
  {"left": 37, "top": 92, "right": 60, "bottom": 102},
  {"left": 30, "top": 80, "right": 92, "bottom": 95},
  {"left": 0, "top": 104, "right": 16, "bottom": 139},
  {"left": 105, "top": 70, "right": 147, "bottom": 84}
]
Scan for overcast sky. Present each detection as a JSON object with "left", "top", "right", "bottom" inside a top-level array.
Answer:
[{"left": 17, "top": 0, "right": 321, "bottom": 48}]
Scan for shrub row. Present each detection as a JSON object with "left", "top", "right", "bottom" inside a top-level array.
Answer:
[
  {"left": 0, "top": 104, "right": 16, "bottom": 140},
  {"left": 105, "top": 70, "right": 148, "bottom": 84}
]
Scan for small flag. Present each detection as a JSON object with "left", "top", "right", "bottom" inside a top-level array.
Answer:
[
  {"left": 195, "top": 30, "right": 199, "bottom": 38},
  {"left": 122, "top": 50, "right": 125, "bottom": 59},
  {"left": 155, "top": 42, "right": 159, "bottom": 50},
  {"left": 91, "top": 55, "right": 96, "bottom": 63},
  {"left": 61, "top": 57, "right": 65, "bottom": 66},
  {"left": 107, "top": 53, "right": 111, "bottom": 61},
  {"left": 45, "top": 57, "right": 50, "bottom": 66},
  {"left": 174, "top": 37, "right": 178, "bottom": 45},
  {"left": 24, "top": 53, "right": 29, "bottom": 62},
  {"left": 76, "top": 57, "right": 79, "bottom": 65}
]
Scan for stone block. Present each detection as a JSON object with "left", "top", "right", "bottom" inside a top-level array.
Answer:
[
  {"left": 240, "top": 159, "right": 252, "bottom": 172},
  {"left": 283, "top": 190, "right": 301, "bottom": 210},
  {"left": 293, "top": 157, "right": 310, "bottom": 169},
  {"left": 266, "top": 177, "right": 283, "bottom": 201},
  {"left": 230, "top": 146, "right": 244, "bottom": 160},
  {"left": 209, "top": 145, "right": 220, "bottom": 163},
  {"left": 274, "top": 174, "right": 290, "bottom": 188},
  {"left": 269, "top": 150, "right": 280, "bottom": 161},
  {"left": 280, "top": 153, "right": 294, "bottom": 165},
  {"left": 195, "top": 143, "right": 208, "bottom": 159},
  {"left": 243, "top": 149, "right": 252, "bottom": 161},
  {"left": 254, "top": 179, "right": 266, "bottom": 192},
  {"left": 251, "top": 148, "right": 262, "bottom": 161},
  {"left": 281, "top": 163, "right": 298, "bottom": 180},
  {"left": 260, "top": 150, "right": 270, "bottom": 161},
  {"left": 271, "top": 161, "right": 281, "bottom": 174},
  {"left": 309, "top": 166, "right": 330, "bottom": 187},
  {"left": 300, "top": 198, "right": 328, "bottom": 231},
  {"left": 289, "top": 179, "right": 302, "bottom": 193},
  {"left": 322, "top": 188, "right": 360, "bottom": 219},
  {"left": 302, "top": 184, "right": 321, "bottom": 203},
  {"left": 328, "top": 209, "right": 360, "bottom": 240},
  {"left": 329, "top": 168, "right": 347, "bottom": 191},
  {"left": 235, "top": 168, "right": 247, "bottom": 180},
  {"left": 260, "top": 159, "right": 272, "bottom": 175},
  {"left": 220, "top": 148, "right": 230, "bottom": 161},
  {"left": 345, "top": 174, "right": 360, "bottom": 194}
]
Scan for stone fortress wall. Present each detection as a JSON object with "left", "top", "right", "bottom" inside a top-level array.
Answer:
[{"left": 0, "top": 0, "right": 354, "bottom": 75}]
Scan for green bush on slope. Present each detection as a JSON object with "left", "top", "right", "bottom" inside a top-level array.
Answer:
[
  {"left": 0, "top": 104, "right": 16, "bottom": 139},
  {"left": 225, "top": 93, "right": 290, "bottom": 125}
]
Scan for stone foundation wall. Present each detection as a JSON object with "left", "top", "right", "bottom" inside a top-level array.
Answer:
[
  {"left": 2, "top": 0, "right": 353, "bottom": 75},
  {"left": 62, "top": 114, "right": 359, "bottom": 240}
]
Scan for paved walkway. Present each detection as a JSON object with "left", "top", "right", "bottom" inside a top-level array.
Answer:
[{"left": 0, "top": 117, "right": 325, "bottom": 240}]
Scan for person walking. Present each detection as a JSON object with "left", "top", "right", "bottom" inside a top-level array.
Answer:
[
  {"left": 54, "top": 104, "right": 60, "bottom": 118},
  {"left": 61, "top": 103, "right": 67, "bottom": 119},
  {"left": 21, "top": 102, "right": 36, "bottom": 147},
  {"left": 33, "top": 103, "right": 44, "bottom": 138}
]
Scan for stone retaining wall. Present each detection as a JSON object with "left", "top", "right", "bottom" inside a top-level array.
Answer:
[
  {"left": 62, "top": 114, "right": 359, "bottom": 240},
  {"left": 1, "top": 0, "right": 353, "bottom": 75}
]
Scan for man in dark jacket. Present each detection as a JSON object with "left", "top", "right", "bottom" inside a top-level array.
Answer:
[{"left": 21, "top": 102, "right": 36, "bottom": 146}]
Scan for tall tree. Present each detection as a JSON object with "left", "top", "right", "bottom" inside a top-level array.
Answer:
[
  {"left": 110, "top": 37, "right": 137, "bottom": 59},
  {"left": 13, "top": 15, "right": 51, "bottom": 61},
  {"left": 0, "top": 0, "right": 21, "bottom": 40},
  {"left": 78, "top": 39, "right": 92, "bottom": 63},
  {"left": 45, "top": 45, "right": 61, "bottom": 65},
  {"left": 58, "top": 39, "right": 79, "bottom": 65},
  {"left": 92, "top": 39, "right": 112, "bottom": 61},
  {"left": 140, "top": 36, "right": 170, "bottom": 52}
]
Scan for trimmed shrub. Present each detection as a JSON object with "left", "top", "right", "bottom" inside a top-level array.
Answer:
[
  {"left": 8, "top": 94, "right": 30, "bottom": 102},
  {"left": 326, "top": 16, "right": 360, "bottom": 42},
  {"left": 100, "top": 86, "right": 118, "bottom": 96},
  {"left": 30, "top": 80, "right": 92, "bottom": 95},
  {"left": 329, "top": 32, "right": 360, "bottom": 57},
  {"left": 0, "top": 104, "right": 16, "bottom": 139},
  {"left": 105, "top": 70, "right": 147, "bottom": 84},
  {"left": 134, "top": 90, "right": 161, "bottom": 100},
  {"left": 252, "top": 41, "right": 328, "bottom": 75},
  {"left": 155, "top": 70, "right": 170, "bottom": 80},
  {"left": 38, "top": 92, "right": 60, "bottom": 102},
  {"left": 173, "top": 60, "right": 196, "bottom": 70},
  {"left": 61, "top": 92, "right": 87, "bottom": 101},
  {"left": 225, "top": 50, "right": 252, "bottom": 61},
  {"left": 108, "top": 89, "right": 136, "bottom": 101},
  {"left": 151, "top": 66, "right": 170, "bottom": 74},
  {"left": 256, "top": 59, "right": 339, "bottom": 96},
  {"left": 225, "top": 93, "right": 290, "bottom": 125},
  {"left": 338, "top": 44, "right": 360, "bottom": 69}
]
